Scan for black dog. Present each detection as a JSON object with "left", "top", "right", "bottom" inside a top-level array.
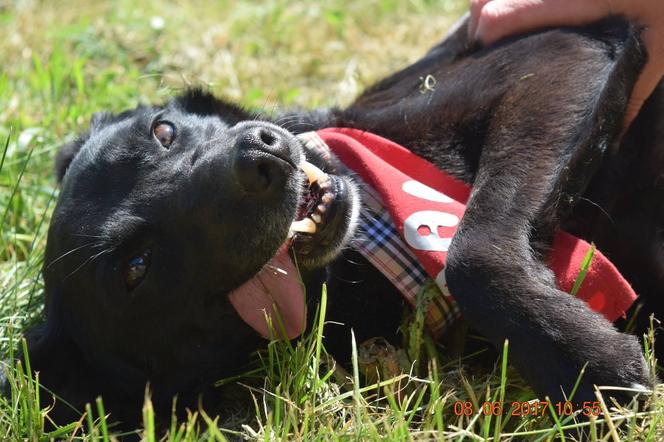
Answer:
[{"left": 13, "top": 16, "right": 664, "bottom": 427}]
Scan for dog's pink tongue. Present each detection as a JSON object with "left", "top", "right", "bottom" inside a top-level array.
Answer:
[{"left": 228, "top": 248, "right": 306, "bottom": 340}]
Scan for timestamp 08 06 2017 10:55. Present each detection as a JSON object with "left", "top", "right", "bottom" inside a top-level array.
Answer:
[{"left": 452, "top": 400, "right": 602, "bottom": 417}]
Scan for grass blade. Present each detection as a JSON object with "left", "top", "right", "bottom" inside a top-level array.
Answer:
[{"left": 570, "top": 243, "right": 595, "bottom": 296}]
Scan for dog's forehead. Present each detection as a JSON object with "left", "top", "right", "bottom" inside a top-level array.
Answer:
[
  {"left": 75, "top": 118, "right": 135, "bottom": 169},
  {"left": 168, "top": 110, "right": 234, "bottom": 132}
]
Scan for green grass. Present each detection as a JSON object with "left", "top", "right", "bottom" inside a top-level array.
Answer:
[{"left": 1, "top": 0, "right": 663, "bottom": 440}]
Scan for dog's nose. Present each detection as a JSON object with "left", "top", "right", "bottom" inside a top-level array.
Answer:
[{"left": 233, "top": 126, "right": 294, "bottom": 194}]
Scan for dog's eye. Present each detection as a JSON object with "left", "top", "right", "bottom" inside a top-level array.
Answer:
[
  {"left": 125, "top": 249, "right": 151, "bottom": 290},
  {"left": 153, "top": 122, "right": 176, "bottom": 148}
]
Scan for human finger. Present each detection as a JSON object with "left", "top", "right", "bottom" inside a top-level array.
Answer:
[
  {"left": 623, "top": 24, "right": 664, "bottom": 129},
  {"left": 468, "top": 0, "right": 493, "bottom": 39},
  {"left": 473, "top": 0, "right": 612, "bottom": 44}
]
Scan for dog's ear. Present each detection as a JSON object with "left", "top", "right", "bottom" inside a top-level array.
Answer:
[
  {"left": 426, "top": 12, "right": 472, "bottom": 59},
  {"left": 7, "top": 297, "right": 102, "bottom": 425},
  {"left": 55, "top": 112, "right": 116, "bottom": 183},
  {"left": 12, "top": 284, "right": 148, "bottom": 426},
  {"left": 55, "top": 134, "right": 87, "bottom": 183},
  {"left": 55, "top": 112, "right": 122, "bottom": 183},
  {"left": 174, "top": 89, "right": 254, "bottom": 125}
]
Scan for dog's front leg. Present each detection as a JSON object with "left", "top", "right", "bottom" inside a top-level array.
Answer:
[{"left": 444, "top": 158, "right": 650, "bottom": 404}]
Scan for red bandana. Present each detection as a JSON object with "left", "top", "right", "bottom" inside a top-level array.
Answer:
[{"left": 311, "top": 128, "right": 636, "bottom": 332}]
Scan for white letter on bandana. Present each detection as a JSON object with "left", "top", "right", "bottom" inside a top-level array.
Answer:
[
  {"left": 402, "top": 180, "right": 453, "bottom": 203},
  {"left": 404, "top": 211, "right": 459, "bottom": 252}
]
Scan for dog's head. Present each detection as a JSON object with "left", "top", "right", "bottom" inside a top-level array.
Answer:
[{"left": 26, "top": 90, "right": 359, "bottom": 418}]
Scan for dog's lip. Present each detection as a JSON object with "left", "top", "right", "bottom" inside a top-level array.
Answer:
[{"left": 288, "top": 174, "right": 348, "bottom": 257}]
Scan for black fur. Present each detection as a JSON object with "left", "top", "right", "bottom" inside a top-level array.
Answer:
[{"left": 12, "top": 17, "right": 664, "bottom": 429}]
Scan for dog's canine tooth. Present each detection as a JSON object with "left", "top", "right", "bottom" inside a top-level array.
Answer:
[
  {"left": 300, "top": 161, "right": 328, "bottom": 184},
  {"left": 290, "top": 218, "right": 317, "bottom": 233},
  {"left": 311, "top": 213, "right": 322, "bottom": 224}
]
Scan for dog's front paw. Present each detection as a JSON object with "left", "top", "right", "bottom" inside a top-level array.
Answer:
[{"left": 569, "top": 330, "right": 651, "bottom": 404}]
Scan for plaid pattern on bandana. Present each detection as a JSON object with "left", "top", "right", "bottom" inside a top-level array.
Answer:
[
  {"left": 298, "top": 132, "right": 461, "bottom": 337},
  {"left": 355, "top": 181, "right": 461, "bottom": 336}
]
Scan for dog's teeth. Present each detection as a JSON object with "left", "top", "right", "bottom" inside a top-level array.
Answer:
[
  {"left": 317, "top": 204, "right": 327, "bottom": 213},
  {"left": 290, "top": 218, "right": 317, "bottom": 233},
  {"left": 321, "top": 193, "right": 333, "bottom": 204},
  {"left": 311, "top": 213, "right": 322, "bottom": 224},
  {"left": 300, "top": 161, "right": 328, "bottom": 184}
]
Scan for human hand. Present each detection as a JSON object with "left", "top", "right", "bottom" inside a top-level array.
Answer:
[{"left": 469, "top": 0, "right": 664, "bottom": 129}]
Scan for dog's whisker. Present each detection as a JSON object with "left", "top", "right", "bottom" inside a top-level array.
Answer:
[
  {"left": 281, "top": 120, "right": 316, "bottom": 133},
  {"left": 72, "top": 233, "right": 111, "bottom": 240},
  {"left": 62, "top": 246, "right": 115, "bottom": 281},
  {"left": 260, "top": 89, "right": 278, "bottom": 119},
  {"left": 343, "top": 256, "right": 364, "bottom": 266},
  {"left": 273, "top": 114, "right": 303, "bottom": 124},
  {"left": 45, "top": 241, "right": 105, "bottom": 270},
  {"left": 273, "top": 115, "right": 300, "bottom": 126},
  {"left": 578, "top": 197, "right": 614, "bottom": 224}
]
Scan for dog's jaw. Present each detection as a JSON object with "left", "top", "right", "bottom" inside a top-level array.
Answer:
[
  {"left": 291, "top": 173, "right": 360, "bottom": 268},
  {"left": 227, "top": 136, "right": 361, "bottom": 340},
  {"left": 227, "top": 174, "right": 360, "bottom": 340}
]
